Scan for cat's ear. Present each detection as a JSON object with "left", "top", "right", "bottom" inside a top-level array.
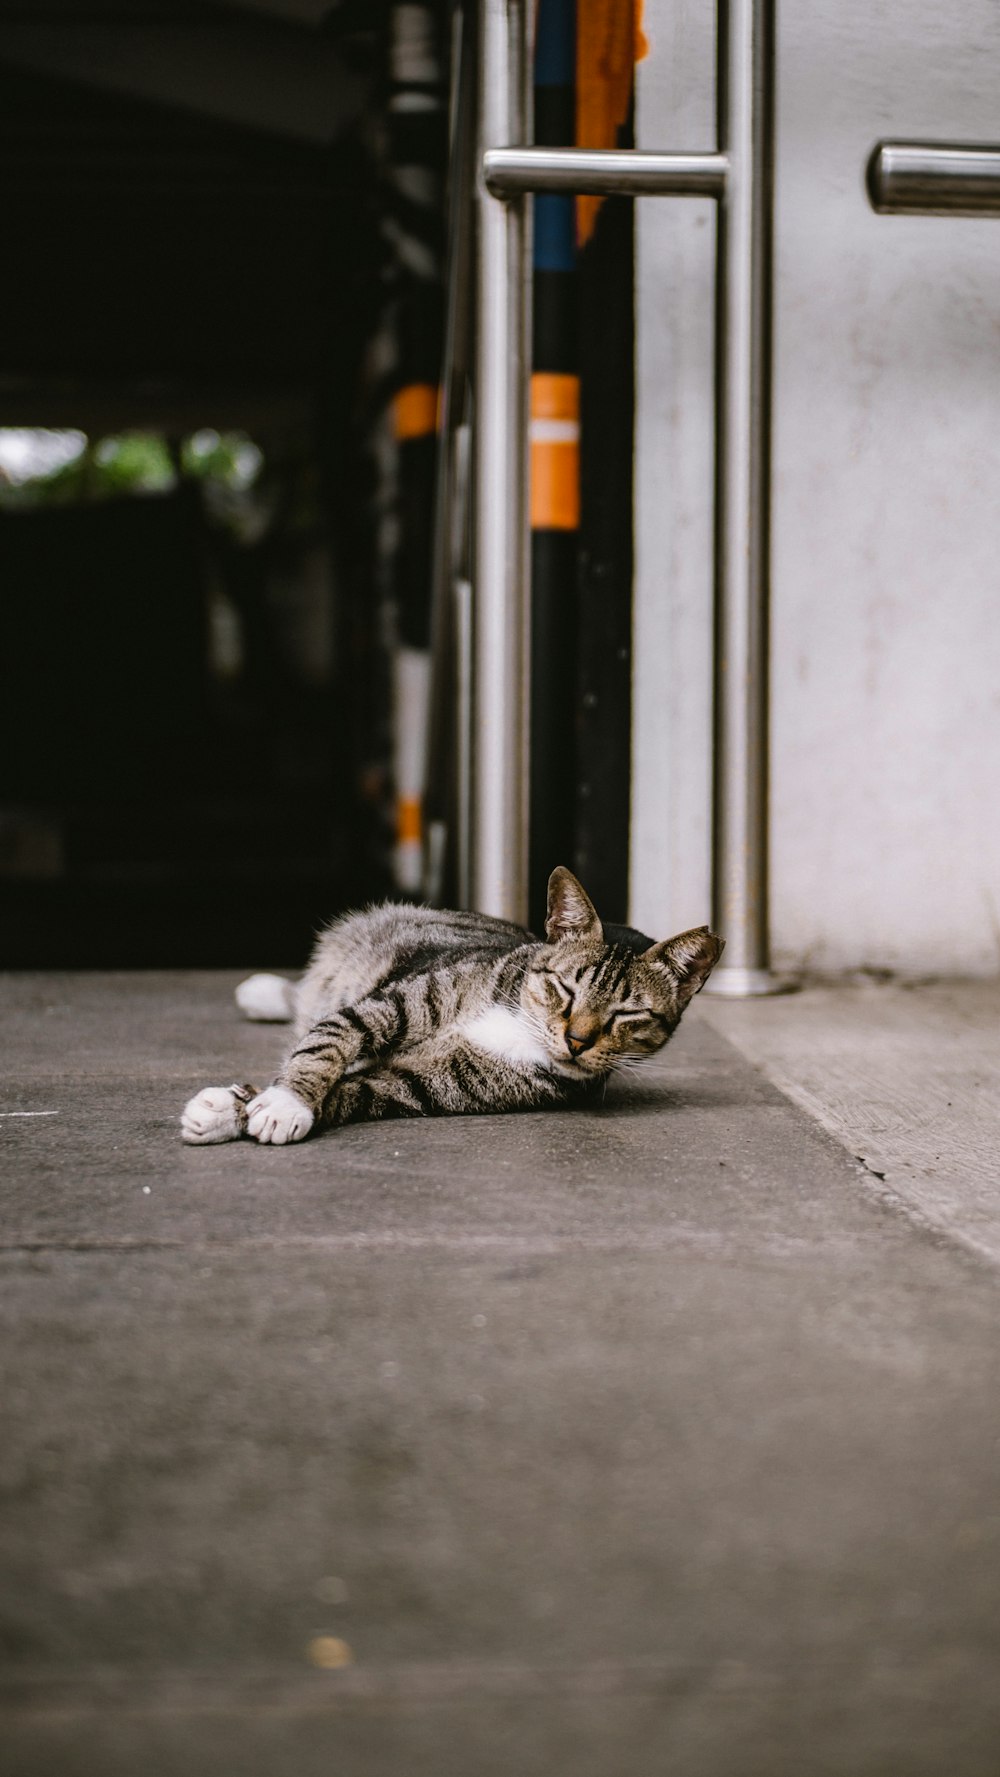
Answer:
[
  {"left": 545, "top": 868, "right": 602, "bottom": 942},
  {"left": 646, "top": 927, "right": 725, "bottom": 1006}
]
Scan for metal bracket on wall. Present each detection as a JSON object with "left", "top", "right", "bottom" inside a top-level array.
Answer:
[{"left": 473, "top": 0, "right": 781, "bottom": 996}]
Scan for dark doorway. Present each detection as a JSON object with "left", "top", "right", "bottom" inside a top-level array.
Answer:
[{"left": 0, "top": 4, "right": 390, "bottom": 966}]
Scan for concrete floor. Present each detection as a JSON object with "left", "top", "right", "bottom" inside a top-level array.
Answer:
[
  {"left": 701, "top": 977, "right": 1000, "bottom": 1266},
  {"left": 3, "top": 971, "right": 1000, "bottom": 1775}
]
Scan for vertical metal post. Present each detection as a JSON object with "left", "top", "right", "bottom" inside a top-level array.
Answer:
[
  {"left": 466, "top": 0, "right": 777, "bottom": 982},
  {"left": 471, "top": 0, "right": 531, "bottom": 923},
  {"left": 709, "top": 0, "right": 776, "bottom": 994}
]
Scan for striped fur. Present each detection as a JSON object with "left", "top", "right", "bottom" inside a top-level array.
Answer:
[{"left": 180, "top": 868, "right": 724, "bottom": 1146}]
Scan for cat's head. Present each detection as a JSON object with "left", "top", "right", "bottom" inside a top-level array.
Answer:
[{"left": 521, "top": 866, "right": 724, "bottom": 1079}]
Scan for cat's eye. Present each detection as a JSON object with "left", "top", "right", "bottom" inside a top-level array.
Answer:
[
  {"left": 541, "top": 970, "right": 575, "bottom": 1008},
  {"left": 607, "top": 1008, "right": 670, "bottom": 1048},
  {"left": 607, "top": 1006, "right": 651, "bottom": 1025},
  {"left": 605, "top": 1008, "right": 662, "bottom": 1041}
]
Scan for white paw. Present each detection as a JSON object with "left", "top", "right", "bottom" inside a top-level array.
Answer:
[
  {"left": 235, "top": 973, "right": 296, "bottom": 1022},
  {"left": 181, "top": 1086, "right": 244, "bottom": 1145},
  {"left": 246, "top": 1085, "right": 314, "bottom": 1146}
]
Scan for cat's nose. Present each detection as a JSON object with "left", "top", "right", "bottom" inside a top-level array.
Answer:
[{"left": 566, "top": 1026, "right": 597, "bottom": 1057}]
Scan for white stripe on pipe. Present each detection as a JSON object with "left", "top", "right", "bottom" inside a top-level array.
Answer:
[{"left": 528, "top": 418, "right": 580, "bottom": 444}]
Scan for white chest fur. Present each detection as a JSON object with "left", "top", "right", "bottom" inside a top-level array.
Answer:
[{"left": 459, "top": 1006, "right": 552, "bottom": 1072}]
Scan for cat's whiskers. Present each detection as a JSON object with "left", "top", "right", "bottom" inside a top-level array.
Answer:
[{"left": 611, "top": 1054, "right": 650, "bottom": 1075}]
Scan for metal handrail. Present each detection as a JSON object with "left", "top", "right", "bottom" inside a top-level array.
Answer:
[
  {"left": 472, "top": 0, "right": 777, "bottom": 996},
  {"left": 484, "top": 146, "right": 729, "bottom": 198}
]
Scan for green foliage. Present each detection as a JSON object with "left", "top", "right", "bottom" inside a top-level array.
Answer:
[{"left": 0, "top": 428, "right": 263, "bottom": 511}]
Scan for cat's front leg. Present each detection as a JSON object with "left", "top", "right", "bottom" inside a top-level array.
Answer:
[
  {"left": 271, "top": 991, "right": 422, "bottom": 1125},
  {"left": 181, "top": 1082, "right": 259, "bottom": 1144},
  {"left": 181, "top": 1080, "right": 314, "bottom": 1145},
  {"left": 322, "top": 1044, "right": 572, "bottom": 1126},
  {"left": 323, "top": 1071, "right": 435, "bottom": 1126},
  {"left": 244, "top": 1085, "right": 315, "bottom": 1145}
]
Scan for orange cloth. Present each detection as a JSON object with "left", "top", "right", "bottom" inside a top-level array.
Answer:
[{"left": 576, "top": 0, "right": 648, "bottom": 246}]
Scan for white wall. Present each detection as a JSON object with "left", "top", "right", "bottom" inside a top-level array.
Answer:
[{"left": 632, "top": 0, "right": 1000, "bottom": 974}]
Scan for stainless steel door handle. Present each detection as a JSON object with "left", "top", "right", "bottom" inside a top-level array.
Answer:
[{"left": 867, "top": 141, "right": 1000, "bottom": 215}]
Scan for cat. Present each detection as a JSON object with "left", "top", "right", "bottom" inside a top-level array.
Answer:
[{"left": 180, "top": 866, "right": 724, "bottom": 1146}]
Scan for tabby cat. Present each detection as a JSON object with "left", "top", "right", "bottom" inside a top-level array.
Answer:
[{"left": 181, "top": 867, "right": 723, "bottom": 1146}]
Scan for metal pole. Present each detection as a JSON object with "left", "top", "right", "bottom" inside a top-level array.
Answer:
[
  {"left": 707, "top": 0, "right": 777, "bottom": 995},
  {"left": 867, "top": 141, "right": 1000, "bottom": 214},
  {"left": 471, "top": 0, "right": 531, "bottom": 923},
  {"left": 423, "top": 4, "right": 476, "bottom": 906}
]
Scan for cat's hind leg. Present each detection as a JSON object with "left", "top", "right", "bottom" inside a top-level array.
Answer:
[
  {"left": 181, "top": 1082, "right": 258, "bottom": 1144},
  {"left": 235, "top": 974, "right": 297, "bottom": 1022}
]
